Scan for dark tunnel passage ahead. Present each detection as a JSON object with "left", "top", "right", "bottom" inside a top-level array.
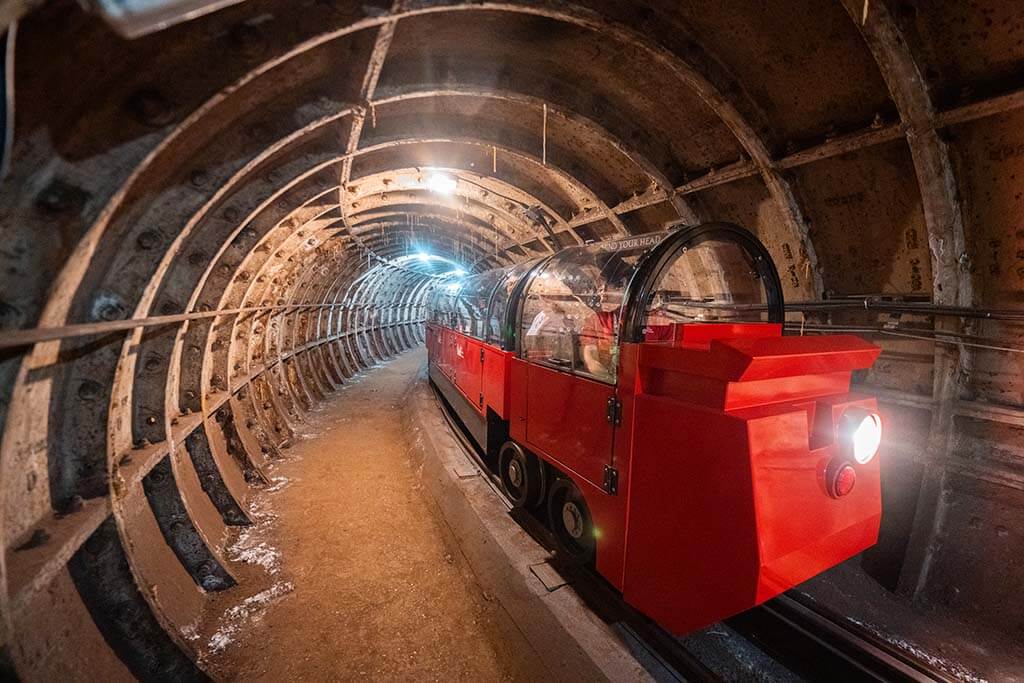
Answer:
[{"left": 0, "top": 0, "right": 1023, "bottom": 680}]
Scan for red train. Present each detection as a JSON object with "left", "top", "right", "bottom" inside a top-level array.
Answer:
[{"left": 426, "top": 222, "right": 883, "bottom": 635}]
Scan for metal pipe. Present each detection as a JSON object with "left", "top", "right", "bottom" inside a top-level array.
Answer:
[
  {"left": 0, "top": 303, "right": 346, "bottom": 350},
  {"left": 663, "top": 298, "right": 1024, "bottom": 322}
]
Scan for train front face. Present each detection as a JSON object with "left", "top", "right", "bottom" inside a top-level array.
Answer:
[
  {"left": 617, "top": 223, "right": 884, "bottom": 635},
  {"left": 730, "top": 349, "right": 885, "bottom": 604}
]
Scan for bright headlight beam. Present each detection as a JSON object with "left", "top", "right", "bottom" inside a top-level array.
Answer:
[{"left": 850, "top": 411, "right": 882, "bottom": 464}]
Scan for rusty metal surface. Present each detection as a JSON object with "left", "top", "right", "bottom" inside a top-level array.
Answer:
[{"left": 0, "top": 0, "right": 1023, "bottom": 677}]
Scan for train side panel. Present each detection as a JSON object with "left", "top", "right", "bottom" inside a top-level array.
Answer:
[
  {"left": 427, "top": 324, "right": 516, "bottom": 466},
  {"left": 522, "top": 363, "right": 614, "bottom": 490},
  {"left": 622, "top": 397, "right": 759, "bottom": 634},
  {"left": 482, "top": 345, "right": 512, "bottom": 419},
  {"left": 509, "top": 357, "right": 629, "bottom": 588},
  {"left": 509, "top": 358, "right": 529, "bottom": 444},
  {"left": 451, "top": 334, "right": 481, "bottom": 410}
]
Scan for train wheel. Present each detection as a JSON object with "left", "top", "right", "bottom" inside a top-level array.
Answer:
[
  {"left": 547, "top": 478, "right": 595, "bottom": 564},
  {"left": 498, "top": 442, "right": 542, "bottom": 509}
]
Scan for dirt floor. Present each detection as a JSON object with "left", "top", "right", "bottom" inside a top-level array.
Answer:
[{"left": 198, "top": 350, "right": 549, "bottom": 681}]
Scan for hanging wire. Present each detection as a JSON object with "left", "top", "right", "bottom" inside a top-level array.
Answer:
[
  {"left": 542, "top": 103, "right": 548, "bottom": 166},
  {"left": 1, "top": 23, "right": 16, "bottom": 181}
]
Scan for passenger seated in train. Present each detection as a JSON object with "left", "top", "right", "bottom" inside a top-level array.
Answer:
[
  {"left": 523, "top": 261, "right": 621, "bottom": 382},
  {"left": 578, "top": 307, "right": 616, "bottom": 379}
]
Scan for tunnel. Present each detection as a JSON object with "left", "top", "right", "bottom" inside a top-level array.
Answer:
[{"left": 0, "top": 0, "right": 1022, "bottom": 680}]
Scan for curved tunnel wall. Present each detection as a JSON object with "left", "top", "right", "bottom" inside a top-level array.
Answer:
[{"left": 0, "top": 0, "right": 1022, "bottom": 678}]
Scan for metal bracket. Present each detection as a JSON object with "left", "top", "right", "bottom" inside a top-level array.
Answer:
[
  {"left": 603, "top": 465, "right": 618, "bottom": 495},
  {"left": 605, "top": 396, "right": 622, "bottom": 426}
]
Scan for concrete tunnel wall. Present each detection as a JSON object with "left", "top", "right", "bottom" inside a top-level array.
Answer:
[{"left": 0, "top": 0, "right": 1022, "bottom": 678}]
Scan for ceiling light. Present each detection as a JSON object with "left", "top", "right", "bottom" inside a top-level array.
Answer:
[{"left": 425, "top": 173, "right": 457, "bottom": 195}]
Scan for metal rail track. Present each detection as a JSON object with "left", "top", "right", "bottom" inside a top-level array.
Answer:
[
  {"left": 732, "top": 595, "right": 954, "bottom": 683},
  {"left": 430, "top": 380, "right": 957, "bottom": 683}
]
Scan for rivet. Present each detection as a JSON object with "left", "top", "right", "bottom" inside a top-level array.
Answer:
[
  {"left": 125, "top": 87, "right": 175, "bottom": 127},
  {"left": 78, "top": 379, "right": 102, "bottom": 400},
  {"left": 93, "top": 296, "right": 127, "bottom": 321}
]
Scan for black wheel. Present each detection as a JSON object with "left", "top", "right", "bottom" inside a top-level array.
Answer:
[
  {"left": 546, "top": 477, "right": 595, "bottom": 564},
  {"left": 498, "top": 442, "right": 543, "bottom": 509}
]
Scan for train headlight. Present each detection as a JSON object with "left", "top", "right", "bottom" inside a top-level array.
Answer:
[{"left": 841, "top": 408, "right": 882, "bottom": 464}]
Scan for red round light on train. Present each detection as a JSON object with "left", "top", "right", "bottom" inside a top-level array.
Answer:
[
  {"left": 830, "top": 463, "right": 857, "bottom": 498},
  {"left": 840, "top": 408, "right": 882, "bottom": 464}
]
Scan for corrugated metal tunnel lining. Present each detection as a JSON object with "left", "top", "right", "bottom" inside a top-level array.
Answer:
[{"left": 0, "top": 0, "right": 1022, "bottom": 679}]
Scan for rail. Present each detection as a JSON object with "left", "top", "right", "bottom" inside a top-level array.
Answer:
[{"left": 0, "top": 302, "right": 423, "bottom": 350}]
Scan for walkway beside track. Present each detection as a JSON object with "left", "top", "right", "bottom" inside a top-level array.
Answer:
[{"left": 199, "top": 350, "right": 547, "bottom": 681}]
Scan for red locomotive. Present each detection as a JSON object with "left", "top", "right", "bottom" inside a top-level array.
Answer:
[{"left": 426, "top": 222, "right": 883, "bottom": 635}]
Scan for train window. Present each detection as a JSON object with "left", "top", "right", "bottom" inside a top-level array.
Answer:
[
  {"left": 640, "top": 238, "right": 771, "bottom": 340},
  {"left": 433, "top": 283, "right": 461, "bottom": 328},
  {"left": 429, "top": 287, "right": 441, "bottom": 325},
  {"left": 487, "top": 258, "right": 542, "bottom": 346},
  {"left": 457, "top": 270, "right": 503, "bottom": 340},
  {"left": 520, "top": 234, "right": 661, "bottom": 383}
]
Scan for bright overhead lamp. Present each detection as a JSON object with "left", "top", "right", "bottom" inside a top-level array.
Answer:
[
  {"left": 416, "top": 251, "right": 432, "bottom": 262},
  {"left": 424, "top": 173, "right": 457, "bottom": 195}
]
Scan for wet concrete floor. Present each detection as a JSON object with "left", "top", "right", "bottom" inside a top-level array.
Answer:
[{"left": 202, "top": 350, "right": 547, "bottom": 681}]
